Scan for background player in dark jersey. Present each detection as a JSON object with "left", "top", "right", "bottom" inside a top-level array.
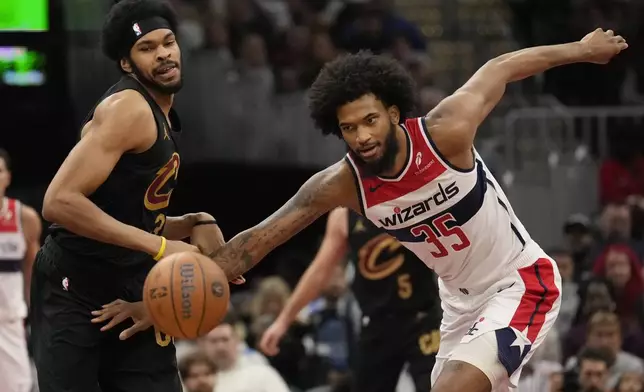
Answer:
[
  {"left": 30, "top": 1, "right": 223, "bottom": 391},
  {"left": 260, "top": 207, "right": 440, "bottom": 391}
]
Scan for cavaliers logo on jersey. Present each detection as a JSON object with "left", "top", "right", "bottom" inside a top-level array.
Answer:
[
  {"left": 144, "top": 152, "right": 180, "bottom": 211},
  {"left": 358, "top": 232, "right": 405, "bottom": 280}
]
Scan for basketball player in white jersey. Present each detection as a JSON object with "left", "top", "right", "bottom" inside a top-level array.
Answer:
[
  {"left": 0, "top": 149, "right": 42, "bottom": 392},
  {"left": 208, "top": 29, "right": 627, "bottom": 391}
]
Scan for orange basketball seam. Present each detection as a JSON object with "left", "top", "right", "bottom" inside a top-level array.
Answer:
[
  {"left": 169, "top": 256, "right": 189, "bottom": 339},
  {"left": 195, "top": 258, "right": 207, "bottom": 336}
]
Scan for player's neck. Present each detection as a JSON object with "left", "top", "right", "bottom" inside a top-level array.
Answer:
[
  {"left": 378, "top": 124, "right": 409, "bottom": 178},
  {"left": 145, "top": 88, "right": 174, "bottom": 116}
]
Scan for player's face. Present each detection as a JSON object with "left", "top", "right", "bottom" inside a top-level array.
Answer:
[
  {"left": 0, "top": 158, "right": 10, "bottom": 195},
  {"left": 183, "top": 363, "right": 215, "bottom": 392},
  {"left": 338, "top": 94, "right": 401, "bottom": 175},
  {"left": 127, "top": 29, "right": 182, "bottom": 94}
]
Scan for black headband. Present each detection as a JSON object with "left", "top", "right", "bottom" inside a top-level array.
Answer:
[{"left": 121, "top": 16, "right": 173, "bottom": 56}]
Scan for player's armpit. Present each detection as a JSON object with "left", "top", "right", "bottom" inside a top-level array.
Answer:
[
  {"left": 42, "top": 91, "right": 164, "bottom": 256},
  {"left": 208, "top": 161, "right": 357, "bottom": 281}
]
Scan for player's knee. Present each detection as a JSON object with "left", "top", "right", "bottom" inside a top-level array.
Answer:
[{"left": 431, "top": 360, "right": 492, "bottom": 392}]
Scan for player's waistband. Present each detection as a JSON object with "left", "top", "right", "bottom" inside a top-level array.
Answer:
[
  {"left": 0, "top": 259, "right": 22, "bottom": 272},
  {"left": 439, "top": 240, "right": 546, "bottom": 296}
]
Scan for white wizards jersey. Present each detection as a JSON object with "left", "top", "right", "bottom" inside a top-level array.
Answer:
[
  {"left": 0, "top": 197, "right": 28, "bottom": 321},
  {"left": 344, "top": 117, "right": 544, "bottom": 292}
]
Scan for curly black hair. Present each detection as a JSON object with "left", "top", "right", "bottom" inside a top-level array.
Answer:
[
  {"left": 101, "top": 0, "right": 178, "bottom": 62},
  {"left": 308, "top": 50, "right": 417, "bottom": 138}
]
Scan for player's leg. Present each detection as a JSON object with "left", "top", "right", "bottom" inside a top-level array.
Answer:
[
  {"left": 404, "top": 313, "right": 440, "bottom": 391},
  {"left": 432, "top": 257, "right": 562, "bottom": 392},
  {"left": 98, "top": 324, "right": 181, "bottom": 392},
  {"left": 352, "top": 317, "right": 406, "bottom": 392},
  {"left": 0, "top": 320, "right": 32, "bottom": 392},
  {"left": 30, "top": 245, "right": 102, "bottom": 392}
]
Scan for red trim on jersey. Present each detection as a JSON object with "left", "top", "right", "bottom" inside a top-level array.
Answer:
[
  {"left": 356, "top": 118, "right": 447, "bottom": 208},
  {"left": 509, "top": 258, "right": 560, "bottom": 342},
  {"left": 0, "top": 198, "right": 19, "bottom": 233}
]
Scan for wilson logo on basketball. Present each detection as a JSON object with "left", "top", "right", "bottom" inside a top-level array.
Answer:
[
  {"left": 180, "top": 263, "right": 196, "bottom": 319},
  {"left": 211, "top": 282, "right": 224, "bottom": 297}
]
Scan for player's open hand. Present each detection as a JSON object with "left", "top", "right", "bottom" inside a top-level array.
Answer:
[
  {"left": 258, "top": 318, "right": 288, "bottom": 356},
  {"left": 91, "top": 299, "right": 153, "bottom": 340},
  {"left": 580, "top": 28, "right": 628, "bottom": 64}
]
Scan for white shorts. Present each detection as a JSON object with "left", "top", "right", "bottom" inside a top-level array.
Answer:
[
  {"left": 431, "top": 256, "right": 562, "bottom": 391},
  {"left": 0, "top": 319, "right": 32, "bottom": 392}
]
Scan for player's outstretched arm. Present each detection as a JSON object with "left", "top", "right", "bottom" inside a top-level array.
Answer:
[
  {"left": 208, "top": 162, "right": 357, "bottom": 281},
  {"left": 424, "top": 28, "right": 627, "bottom": 168},
  {"left": 42, "top": 91, "right": 190, "bottom": 257}
]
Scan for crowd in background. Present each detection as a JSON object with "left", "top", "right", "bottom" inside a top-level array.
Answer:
[{"left": 154, "top": 1, "right": 644, "bottom": 392}]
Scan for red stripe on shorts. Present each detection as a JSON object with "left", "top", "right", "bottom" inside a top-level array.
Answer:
[{"left": 509, "top": 258, "right": 560, "bottom": 342}]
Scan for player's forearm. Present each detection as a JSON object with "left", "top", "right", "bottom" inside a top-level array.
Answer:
[
  {"left": 492, "top": 42, "right": 590, "bottom": 83},
  {"left": 43, "top": 193, "right": 161, "bottom": 255}
]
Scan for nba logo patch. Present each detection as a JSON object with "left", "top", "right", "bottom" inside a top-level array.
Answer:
[{"left": 132, "top": 23, "right": 142, "bottom": 36}]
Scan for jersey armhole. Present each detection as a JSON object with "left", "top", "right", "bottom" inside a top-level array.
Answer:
[
  {"left": 343, "top": 155, "right": 367, "bottom": 216},
  {"left": 417, "top": 117, "right": 475, "bottom": 175}
]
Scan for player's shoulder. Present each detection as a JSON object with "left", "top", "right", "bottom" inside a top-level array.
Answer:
[
  {"left": 93, "top": 89, "right": 154, "bottom": 128},
  {"left": 312, "top": 160, "right": 360, "bottom": 210}
]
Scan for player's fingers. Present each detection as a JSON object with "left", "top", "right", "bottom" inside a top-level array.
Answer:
[
  {"left": 606, "top": 29, "right": 614, "bottom": 36},
  {"left": 100, "top": 313, "right": 128, "bottom": 332},
  {"left": 102, "top": 299, "right": 124, "bottom": 308},
  {"left": 119, "top": 320, "right": 150, "bottom": 340},
  {"left": 231, "top": 276, "right": 245, "bottom": 285},
  {"left": 91, "top": 307, "right": 118, "bottom": 322}
]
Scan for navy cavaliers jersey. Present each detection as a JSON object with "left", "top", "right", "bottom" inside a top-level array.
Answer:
[
  {"left": 50, "top": 75, "right": 181, "bottom": 267},
  {"left": 344, "top": 117, "right": 543, "bottom": 292},
  {"left": 347, "top": 210, "right": 440, "bottom": 317}
]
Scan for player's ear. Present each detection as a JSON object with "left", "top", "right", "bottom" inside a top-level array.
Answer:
[
  {"left": 120, "top": 58, "right": 133, "bottom": 73},
  {"left": 388, "top": 105, "right": 400, "bottom": 124}
]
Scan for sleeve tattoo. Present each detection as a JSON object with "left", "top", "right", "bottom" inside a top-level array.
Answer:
[{"left": 207, "top": 169, "right": 341, "bottom": 280}]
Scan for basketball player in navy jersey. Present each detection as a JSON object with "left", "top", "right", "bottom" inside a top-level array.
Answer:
[
  {"left": 30, "top": 1, "right": 228, "bottom": 391},
  {"left": 0, "top": 149, "right": 42, "bottom": 392},
  {"left": 209, "top": 29, "right": 627, "bottom": 392},
  {"left": 260, "top": 207, "right": 440, "bottom": 391}
]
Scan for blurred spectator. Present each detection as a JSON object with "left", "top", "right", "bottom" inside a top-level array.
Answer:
[
  {"left": 565, "top": 312, "right": 644, "bottom": 390},
  {"left": 200, "top": 314, "right": 290, "bottom": 392},
  {"left": 178, "top": 350, "right": 217, "bottom": 392},
  {"left": 615, "top": 372, "right": 644, "bottom": 392},
  {"left": 564, "top": 278, "right": 617, "bottom": 361},
  {"left": 599, "top": 142, "right": 644, "bottom": 206},
  {"left": 563, "top": 214, "right": 595, "bottom": 277},
  {"left": 518, "top": 361, "right": 564, "bottom": 392},
  {"left": 225, "top": 0, "right": 276, "bottom": 57},
  {"left": 592, "top": 244, "right": 644, "bottom": 328},
  {"left": 574, "top": 346, "right": 612, "bottom": 392},
  {"left": 339, "top": 1, "right": 425, "bottom": 54},
  {"left": 300, "top": 264, "right": 359, "bottom": 389},
  {"left": 201, "top": 15, "right": 235, "bottom": 71},
  {"left": 250, "top": 276, "right": 292, "bottom": 321},
  {"left": 550, "top": 247, "right": 580, "bottom": 333}
]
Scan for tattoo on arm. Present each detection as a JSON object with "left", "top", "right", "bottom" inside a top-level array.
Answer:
[{"left": 207, "top": 168, "right": 341, "bottom": 280}]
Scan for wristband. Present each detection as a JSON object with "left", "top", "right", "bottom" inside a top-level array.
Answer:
[
  {"left": 194, "top": 219, "right": 218, "bottom": 227},
  {"left": 153, "top": 236, "right": 167, "bottom": 261}
]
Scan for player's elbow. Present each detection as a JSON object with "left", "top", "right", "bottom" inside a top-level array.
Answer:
[{"left": 42, "top": 188, "right": 73, "bottom": 223}]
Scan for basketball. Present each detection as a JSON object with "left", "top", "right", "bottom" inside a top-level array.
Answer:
[{"left": 143, "top": 251, "right": 230, "bottom": 339}]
